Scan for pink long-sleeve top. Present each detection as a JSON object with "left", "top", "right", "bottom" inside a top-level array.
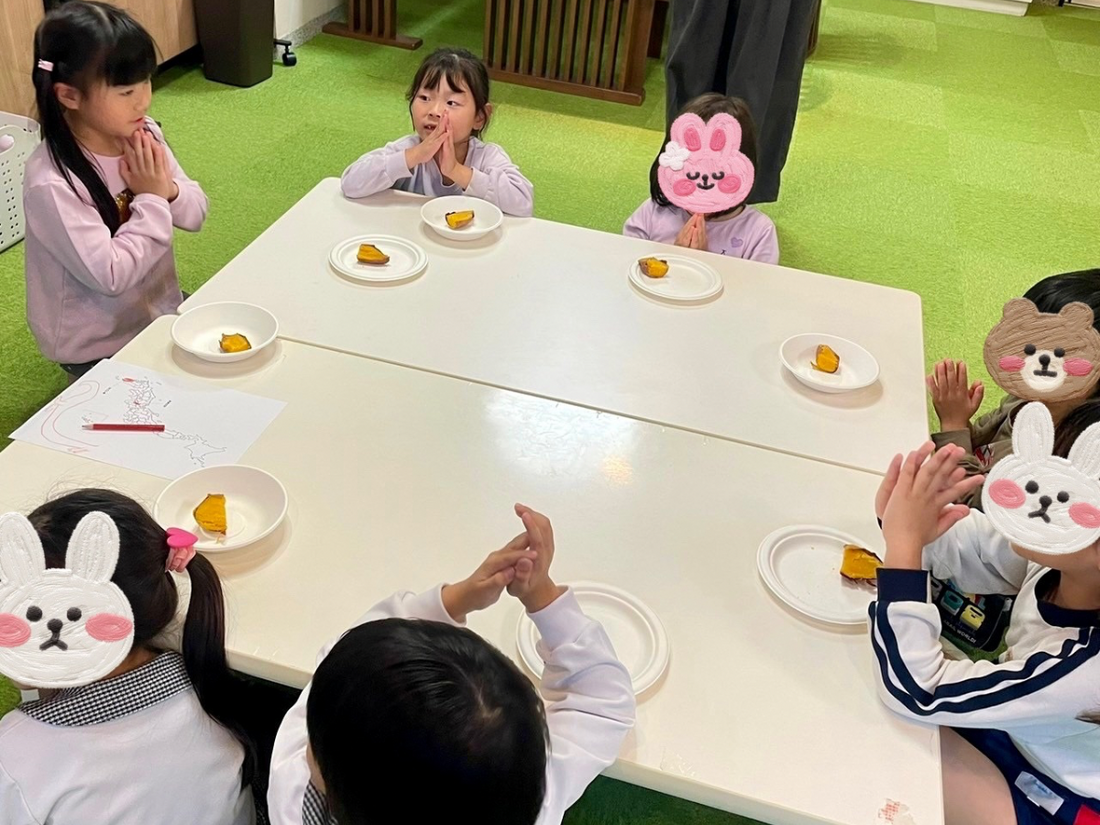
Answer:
[{"left": 22, "top": 118, "right": 208, "bottom": 365}]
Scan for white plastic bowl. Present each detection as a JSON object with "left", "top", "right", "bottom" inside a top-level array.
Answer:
[
  {"left": 172, "top": 303, "right": 278, "bottom": 363},
  {"left": 154, "top": 465, "right": 288, "bottom": 552},
  {"left": 780, "top": 333, "right": 880, "bottom": 394},
  {"left": 420, "top": 195, "right": 503, "bottom": 241}
]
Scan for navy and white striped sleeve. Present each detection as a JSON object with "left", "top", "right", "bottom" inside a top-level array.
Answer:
[{"left": 869, "top": 569, "right": 1100, "bottom": 728}]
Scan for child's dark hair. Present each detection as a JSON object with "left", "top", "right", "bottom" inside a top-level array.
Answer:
[
  {"left": 1053, "top": 399, "right": 1100, "bottom": 459},
  {"left": 28, "top": 489, "right": 255, "bottom": 787},
  {"left": 406, "top": 47, "right": 492, "bottom": 137},
  {"left": 33, "top": 1, "right": 157, "bottom": 235},
  {"left": 650, "top": 93, "right": 759, "bottom": 212},
  {"left": 1025, "top": 270, "right": 1100, "bottom": 335},
  {"left": 308, "top": 618, "right": 549, "bottom": 824}
]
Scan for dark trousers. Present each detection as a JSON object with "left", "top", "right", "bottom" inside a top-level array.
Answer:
[{"left": 665, "top": 0, "right": 817, "bottom": 203}]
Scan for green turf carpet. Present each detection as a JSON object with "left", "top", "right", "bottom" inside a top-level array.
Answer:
[{"left": 0, "top": 0, "right": 1098, "bottom": 821}]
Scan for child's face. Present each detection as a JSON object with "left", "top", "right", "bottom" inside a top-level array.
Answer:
[
  {"left": 60, "top": 79, "right": 152, "bottom": 142},
  {"left": 410, "top": 76, "right": 487, "bottom": 145}
]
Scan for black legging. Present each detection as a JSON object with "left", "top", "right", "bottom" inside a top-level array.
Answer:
[{"left": 665, "top": 0, "right": 817, "bottom": 204}]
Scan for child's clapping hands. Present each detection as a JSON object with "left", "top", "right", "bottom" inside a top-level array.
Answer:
[
  {"left": 441, "top": 504, "right": 565, "bottom": 623},
  {"left": 875, "top": 443, "right": 985, "bottom": 569}
]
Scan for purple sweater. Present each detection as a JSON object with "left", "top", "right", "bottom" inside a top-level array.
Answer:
[
  {"left": 340, "top": 135, "right": 534, "bottom": 217},
  {"left": 23, "top": 119, "right": 208, "bottom": 364},
  {"left": 623, "top": 199, "right": 780, "bottom": 265}
]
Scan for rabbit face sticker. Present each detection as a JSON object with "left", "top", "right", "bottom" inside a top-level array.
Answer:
[
  {"left": 983, "top": 403, "right": 1100, "bottom": 556},
  {"left": 983, "top": 299, "right": 1100, "bottom": 403},
  {"left": 657, "top": 113, "right": 754, "bottom": 215},
  {"left": 0, "top": 512, "right": 133, "bottom": 688}
]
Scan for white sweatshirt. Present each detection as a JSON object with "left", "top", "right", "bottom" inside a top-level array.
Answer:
[
  {"left": 340, "top": 135, "right": 534, "bottom": 217},
  {"left": 0, "top": 652, "right": 254, "bottom": 824},
  {"left": 268, "top": 586, "right": 635, "bottom": 825},
  {"left": 870, "top": 511, "right": 1100, "bottom": 802}
]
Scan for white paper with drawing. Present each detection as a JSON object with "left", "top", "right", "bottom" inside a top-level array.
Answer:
[{"left": 11, "top": 362, "right": 286, "bottom": 479}]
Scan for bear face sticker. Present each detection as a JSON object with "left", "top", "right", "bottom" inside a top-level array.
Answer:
[{"left": 983, "top": 299, "right": 1100, "bottom": 403}]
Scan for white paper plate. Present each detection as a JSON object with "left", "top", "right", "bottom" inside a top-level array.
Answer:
[
  {"left": 628, "top": 255, "right": 723, "bottom": 303},
  {"left": 516, "top": 582, "right": 669, "bottom": 694},
  {"left": 171, "top": 302, "right": 278, "bottom": 363},
  {"left": 420, "top": 195, "right": 503, "bottom": 241},
  {"left": 154, "top": 465, "right": 288, "bottom": 552},
  {"left": 757, "top": 525, "right": 878, "bottom": 626},
  {"left": 329, "top": 235, "right": 427, "bottom": 282},
  {"left": 779, "top": 333, "right": 880, "bottom": 394}
]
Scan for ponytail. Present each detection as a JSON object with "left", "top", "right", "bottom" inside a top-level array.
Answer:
[
  {"left": 28, "top": 489, "right": 256, "bottom": 791},
  {"left": 32, "top": 1, "right": 158, "bottom": 236},
  {"left": 183, "top": 554, "right": 257, "bottom": 788}
]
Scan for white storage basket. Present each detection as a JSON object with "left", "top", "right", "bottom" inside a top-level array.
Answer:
[{"left": 0, "top": 112, "right": 41, "bottom": 253}]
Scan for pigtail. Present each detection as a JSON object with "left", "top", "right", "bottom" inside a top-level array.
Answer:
[
  {"left": 32, "top": 56, "right": 122, "bottom": 235},
  {"left": 182, "top": 553, "right": 257, "bottom": 788}
]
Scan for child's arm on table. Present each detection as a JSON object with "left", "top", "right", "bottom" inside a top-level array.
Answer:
[
  {"left": 442, "top": 125, "right": 533, "bottom": 217},
  {"left": 507, "top": 507, "right": 636, "bottom": 825},
  {"left": 340, "top": 134, "right": 441, "bottom": 199}
]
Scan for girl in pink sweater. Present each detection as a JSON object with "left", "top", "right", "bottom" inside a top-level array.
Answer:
[{"left": 24, "top": 2, "right": 208, "bottom": 380}]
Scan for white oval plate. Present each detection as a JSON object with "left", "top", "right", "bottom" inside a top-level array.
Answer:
[
  {"left": 516, "top": 582, "right": 669, "bottom": 695},
  {"left": 420, "top": 195, "right": 503, "bottom": 241},
  {"left": 154, "top": 465, "right": 288, "bottom": 552},
  {"left": 171, "top": 302, "right": 278, "bottom": 363},
  {"left": 780, "top": 333, "right": 880, "bottom": 394},
  {"left": 757, "top": 525, "right": 878, "bottom": 626},
  {"left": 329, "top": 235, "right": 427, "bottom": 283},
  {"left": 628, "top": 254, "right": 723, "bottom": 303}
]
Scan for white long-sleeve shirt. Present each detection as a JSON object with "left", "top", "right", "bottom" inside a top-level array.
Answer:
[
  {"left": 0, "top": 652, "right": 254, "bottom": 824},
  {"left": 340, "top": 135, "right": 534, "bottom": 217},
  {"left": 268, "top": 586, "right": 635, "bottom": 825},
  {"left": 22, "top": 118, "right": 208, "bottom": 364},
  {"left": 870, "top": 511, "right": 1100, "bottom": 802}
]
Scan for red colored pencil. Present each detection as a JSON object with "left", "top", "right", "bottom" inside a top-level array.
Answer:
[{"left": 81, "top": 423, "right": 165, "bottom": 432}]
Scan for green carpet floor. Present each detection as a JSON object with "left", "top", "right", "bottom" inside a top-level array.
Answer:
[{"left": 0, "top": 0, "right": 1098, "bottom": 820}]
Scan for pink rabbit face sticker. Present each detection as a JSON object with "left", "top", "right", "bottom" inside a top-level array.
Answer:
[
  {"left": 0, "top": 512, "right": 133, "bottom": 689},
  {"left": 982, "top": 402, "right": 1100, "bottom": 556},
  {"left": 657, "top": 113, "right": 755, "bottom": 214}
]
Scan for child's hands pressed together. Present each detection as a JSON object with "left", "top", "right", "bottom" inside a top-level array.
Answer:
[
  {"left": 404, "top": 121, "right": 449, "bottom": 170},
  {"left": 435, "top": 111, "right": 473, "bottom": 189},
  {"left": 441, "top": 533, "right": 538, "bottom": 623},
  {"left": 120, "top": 130, "right": 177, "bottom": 202},
  {"left": 674, "top": 213, "right": 707, "bottom": 250},
  {"left": 927, "top": 359, "right": 984, "bottom": 432},
  {"left": 879, "top": 443, "right": 984, "bottom": 568},
  {"left": 507, "top": 504, "right": 565, "bottom": 613}
]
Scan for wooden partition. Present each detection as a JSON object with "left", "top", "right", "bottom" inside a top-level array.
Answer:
[
  {"left": 324, "top": 0, "right": 423, "bottom": 50},
  {"left": 484, "top": 0, "right": 656, "bottom": 105}
]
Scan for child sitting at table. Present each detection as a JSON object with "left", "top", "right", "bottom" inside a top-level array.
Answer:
[
  {"left": 0, "top": 490, "right": 257, "bottom": 824},
  {"left": 929, "top": 269, "right": 1100, "bottom": 510},
  {"left": 24, "top": 1, "right": 208, "bottom": 382},
  {"left": 871, "top": 406, "right": 1100, "bottom": 825},
  {"left": 267, "top": 504, "right": 635, "bottom": 825},
  {"left": 623, "top": 94, "right": 779, "bottom": 265},
  {"left": 341, "top": 47, "right": 534, "bottom": 217}
]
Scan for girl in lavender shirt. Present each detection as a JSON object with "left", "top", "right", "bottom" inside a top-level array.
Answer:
[
  {"left": 24, "top": 2, "right": 208, "bottom": 381},
  {"left": 624, "top": 95, "right": 779, "bottom": 265},
  {"left": 341, "top": 48, "right": 534, "bottom": 217}
]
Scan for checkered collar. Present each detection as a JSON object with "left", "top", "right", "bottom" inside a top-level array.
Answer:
[
  {"left": 303, "top": 782, "right": 338, "bottom": 825},
  {"left": 18, "top": 651, "right": 190, "bottom": 727}
]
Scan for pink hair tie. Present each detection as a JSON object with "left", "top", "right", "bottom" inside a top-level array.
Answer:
[
  {"left": 36, "top": 60, "right": 54, "bottom": 72},
  {"left": 165, "top": 528, "right": 198, "bottom": 572}
]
